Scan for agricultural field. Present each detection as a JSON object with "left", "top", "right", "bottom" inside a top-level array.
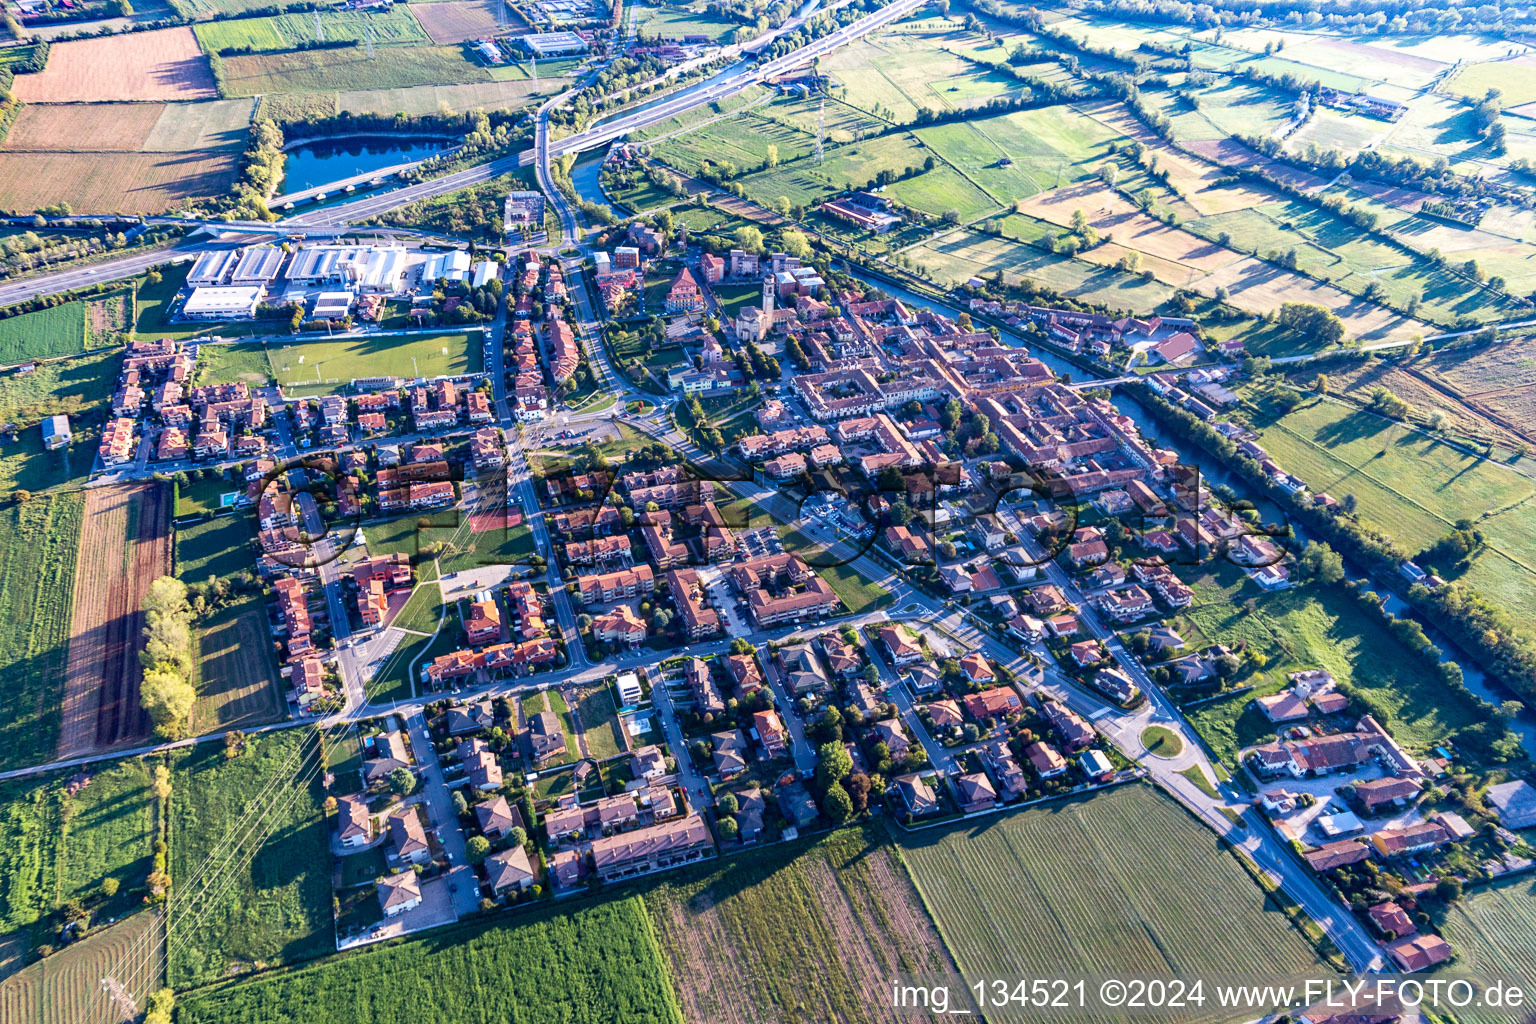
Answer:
[
  {"left": 1447, "top": 55, "right": 1536, "bottom": 109},
  {"left": 3, "top": 103, "right": 167, "bottom": 152},
  {"left": 0, "top": 493, "right": 84, "bottom": 772},
  {"left": 0, "top": 757, "right": 156, "bottom": 940},
  {"left": 0, "top": 302, "right": 87, "bottom": 364},
  {"left": 1418, "top": 337, "right": 1536, "bottom": 449},
  {"left": 0, "top": 350, "right": 116, "bottom": 426},
  {"left": 141, "top": 99, "right": 258, "bottom": 152},
  {"left": 11, "top": 28, "right": 216, "bottom": 103},
  {"left": 336, "top": 78, "right": 564, "bottom": 115},
  {"left": 190, "top": 597, "right": 285, "bottom": 733},
  {"left": 1175, "top": 558, "right": 1491, "bottom": 765},
  {"left": 218, "top": 45, "right": 492, "bottom": 97},
  {"left": 167, "top": 728, "right": 331, "bottom": 988},
  {"left": 1242, "top": 390, "right": 1536, "bottom": 620},
  {"left": 1439, "top": 874, "right": 1536, "bottom": 1024},
  {"left": 646, "top": 826, "right": 956, "bottom": 1024},
  {"left": 637, "top": 4, "right": 742, "bottom": 42},
  {"left": 897, "top": 785, "right": 1328, "bottom": 1024},
  {"left": 0, "top": 911, "right": 163, "bottom": 1024},
  {"left": 178, "top": 514, "right": 259, "bottom": 585},
  {"left": 57, "top": 483, "right": 172, "bottom": 761},
  {"left": 265, "top": 331, "right": 480, "bottom": 394},
  {"left": 193, "top": 7, "right": 430, "bottom": 53},
  {"left": 410, "top": 0, "right": 504, "bottom": 43},
  {"left": 176, "top": 895, "right": 683, "bottom": 1024},
  {"left": 0, "top": 150, "right": 241, "bottom": 216}
]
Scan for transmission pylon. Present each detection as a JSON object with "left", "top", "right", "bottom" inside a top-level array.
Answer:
[
  {"left": 814, "top": 97, "right": 825, "bottom": 165},
  {"left": 531, "top": 53, "right": 538, "bottom": 82},
  {"left": 365, "top": 22, "right": 375, "bottom": 57},
  {"left": 314, "top": 10, "right": 323, "bottom": 42},
  {"left": 101, "top": 976, "right": 139, "bottom": 1023}
]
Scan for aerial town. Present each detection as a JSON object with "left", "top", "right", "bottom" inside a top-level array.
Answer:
[{"left": 0, "top": 0, "right": 1535, "bottom": 1021}]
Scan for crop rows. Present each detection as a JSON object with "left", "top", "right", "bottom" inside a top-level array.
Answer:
[{"left": 897, "top": 785, "right": 1326, "bottom": 1024}]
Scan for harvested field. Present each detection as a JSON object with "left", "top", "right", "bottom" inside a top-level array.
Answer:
[
  {"left": 1198, "top": 256, "right": 1422, "bottom": 342},
  {"left": 141, "top": 98, "right": 256, "bottom": 152},
  {"left": 1018, "top": 181, "right": 1239, "bottom": 272},
  {"left": 57, "top": 483, "right": 172, "bottom": 759},
  {"left": 219, "top": 45, "right": 488, "bottom": 96},
  {"left": 898, "top": 785, "right": 1328, "bottom": 1024},
  {"left": 337, "top": 78, "right": 563, "bottom": 115},
  {"left": 645, "top": 826, "right": 956, "bottom": 1024},
  {"left": 191, "top": 597, "right": 285, "bottom": 733},
  {"left": 411, "top": 0, "right": 502, "bottom": 43},
  {"left": 0, "top": 912, "right": 163, "bottom": 1024},
  {"left": 1440, "top": 874, "right": 1536, "bottom": 1024},
  {"left": 2, "top": 103, "right": 165, "bottom": 152},
  {"left": 0, "top": 151, "right": 239, "bottom": 215},
  {"left": 12, "top": 28, "right": 215, "bottom": 103}
]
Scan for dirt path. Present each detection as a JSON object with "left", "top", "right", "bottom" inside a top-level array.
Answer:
[{"left": 56, "top": 483, "right": 171, "bottom": 759}]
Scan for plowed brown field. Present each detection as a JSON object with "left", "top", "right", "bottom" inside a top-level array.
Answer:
[{"left": 57, "top": 483, "right": 171, "bottom": 759}]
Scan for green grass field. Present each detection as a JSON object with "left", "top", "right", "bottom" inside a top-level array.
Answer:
[
  {"left": 167, "top": 729, "right": 331, "bottom": 988},
  {"left": 645, "top": 825, "right": 956, "bottom": 1024},
  {"left": 573, "top": 684, "right": 621, "bottom": 760},
  {"left": 0, "top": 302, "right": 87, "bottom": 364},
  {"left": 0, "top": 493, "right": 84, "bottom": 772},
  {"left": 266, "top": 331, "right": 480, "bottom": 394},
  {"left": 191, "top": 596, "right": 285, "bottom": 733},
  {"left": 0, "top": 349, "right": 116, "bottom": 426},
  {"left": 1177, "top": 561, "right": 1488, "bottom": 764},
  {"left": 636, "top": 4, "right": 741, "bottom": 42},
  {"left": 176, "top": 894, "right": 683, "bottom": 1024},
  {"left": 176, "top": 514, "right": 257, "bottom": 582},
  {"left": 196, "top": 342, "right": 275, "bottom": 387},
  {"left": 0, "top": 758, "right": 155, "bottom": 939},
  {"left": 219, "top": 45, "right": 491, "bottom": 97},
  {"left": 1244, "top": 391, "right": 1536, "bottom": 620},
  {"left": 194, "top": 7, "right": 429, "bottom": 53},
  {"left": 897, "top": 785, "right": 1328, "bottom": 1023}
]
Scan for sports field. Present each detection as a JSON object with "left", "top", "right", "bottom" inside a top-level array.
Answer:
[
  {"left": 265, "top": 330, "right": 481, "bottom": 393},
  {"left": 897, "top": 785, "right": 1328, "bottom": 1024}
]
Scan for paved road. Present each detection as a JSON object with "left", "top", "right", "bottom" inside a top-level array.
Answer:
[{"left": 406, "top": 711, "right": 481, "bottom": 917}]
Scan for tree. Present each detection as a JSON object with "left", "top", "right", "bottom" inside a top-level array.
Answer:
[
  {"left": 389, "top": 767, "right": 416, "bottom": 795},
  {"left": 815, "top": 741, "right": 853, "bottom": 793},
  {"left": 779, "top": 229, "right": 812, "bottom": 261},
  {"left": 323, "top": 795, "right": 338, "bottom": 815},
  {"left": 139, "top": 577, "right": 196, "bottom": 738},
  {"left": 734, "top": 225, "right": 764, "bottom": 254},
  {"left": 1298, "top": 541, "right": 1345, "bottom": 584},
  {"left": 467, "top": 835, "right": 491, "bottom": 864},
  {"left": 152, "top": 765, "right": 172, "bottom": 800},
  {"left": 143, "top": 989, "right": 175, "bottom": 1024},
  {"left": 141, "top": 668, "right": 195, "bottom": 741},
  {"left": 101, "top": 877, "right": 120, "bottom": 899},
  {"left": 821, "top": 781, "right": 854, "bottom": 823},
  {"left": 509, "top": 825, "right": 527, "bottom": 848},
  {"left": 718, "top": 793, "right": 739, "bottom": 816},
  {"left": 765, "top": 143, "right": 779, "bottom": 168},
  {"left": 451, "top": 791, "right": 469, "bottom": 816}
]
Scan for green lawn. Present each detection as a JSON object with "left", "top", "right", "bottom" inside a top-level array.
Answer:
[
  {"left": 896, "top": 784, "right": 1329, "bottom": 1023},
  {"left": 168, "top": 729, "right": 332, "bottom": 988},
  {"left": 573, "top": 684, "right": 621, "bottom": 760},
  {"left": 196, "top": 341, "right": 274, "bottom": 387},
  {"left": 176, "top": 895, "right": 683, "bottom": 1024},
  {"left": 1178, "top": 562, "right": 1489, "bottom": 765},
  {"left": 0, "top": 349, "right": 116, "bottom": 426},
  {"left": 0, "top": 757, "right": 156, "bottom": 940},
  {"left": 1245, "top": 389, "right": 1536, "bottom": 620},
  {"left": 175, "top": 474, "right": 243, "bottom": 518},
  {"left": 267, "top": 331, "right": 480, "bottom": 394},
  {"left": 0, "top": 301, "right": 86, "bottom": 364},
  {"left": 190, "top": 596, "right": 286, "bottom": 734},
  {"left": 1141, "top": 725, "right": 1184, "bottom": 758},
  {"left": 176, "top": 514, "right": 257, "bottom": 582},
  {"left": 0, "top": 493, "right": 84, "bottom": 772}
]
